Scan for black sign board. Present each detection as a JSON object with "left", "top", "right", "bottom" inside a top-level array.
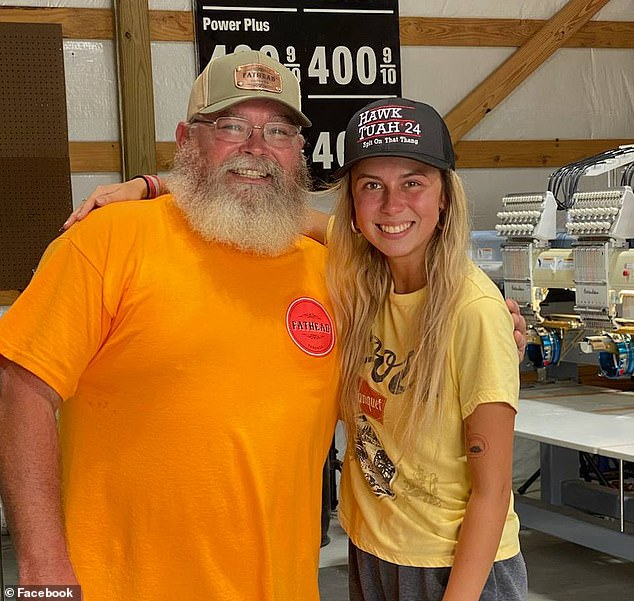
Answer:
[{"left": 193, "top": 0, "right": 401, "bottom": 184}]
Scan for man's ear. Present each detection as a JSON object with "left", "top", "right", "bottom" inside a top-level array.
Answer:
[{"left": 176, "top": 121, "right": 190, "bottom": 148}]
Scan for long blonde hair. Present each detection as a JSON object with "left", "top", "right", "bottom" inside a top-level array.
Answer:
[{"left": 326, "top": 169, "right": 471, "bottom": 450}]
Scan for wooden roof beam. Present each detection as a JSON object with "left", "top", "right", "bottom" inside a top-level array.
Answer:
[
  {"left": 399, "top": 17, "right": 634, "bottom": 48},
  {"left": 444, "top": 0, "right": 611, "bottom": 142}
]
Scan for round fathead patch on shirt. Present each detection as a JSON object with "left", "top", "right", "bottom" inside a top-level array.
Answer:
[{"left": 286, "top": 297, "right": 335, "bottom": 357}]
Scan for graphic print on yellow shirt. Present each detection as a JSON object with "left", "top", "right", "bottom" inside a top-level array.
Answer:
[
  {"left": 355, "top": 414, "right": 396, "bottom": 498},
  {"left": 356, "top": 298, "right": 455, "bottom": 507}
]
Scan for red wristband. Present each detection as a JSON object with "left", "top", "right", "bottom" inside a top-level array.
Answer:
[{"left": 131, "top": 175, "right": 162, "bottom": 199}]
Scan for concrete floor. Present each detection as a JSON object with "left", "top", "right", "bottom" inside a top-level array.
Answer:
[{"left": 3, "top": 517, "right": 632, "bottom": 600}]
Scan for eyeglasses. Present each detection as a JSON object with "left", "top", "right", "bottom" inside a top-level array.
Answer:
[{"left": 190, "top": 116, "right": 301, "bottom": 148}]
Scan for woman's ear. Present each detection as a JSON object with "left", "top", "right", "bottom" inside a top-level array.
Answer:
[{"left": 440, "top": 191, "right": 448, "bottom": 212}]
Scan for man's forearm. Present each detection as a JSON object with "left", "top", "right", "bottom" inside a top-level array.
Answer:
[{"left": 0, "top": 359, "right": 76, "bottom": 583}]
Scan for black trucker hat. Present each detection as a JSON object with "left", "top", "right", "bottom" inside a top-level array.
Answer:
[{"left": 334, "top": 98, "right": 455, "bottom": 178}]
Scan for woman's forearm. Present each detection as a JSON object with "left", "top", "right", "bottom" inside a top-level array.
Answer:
[{"left": 442, "top": 487, "right": 511, "bottom": 601}]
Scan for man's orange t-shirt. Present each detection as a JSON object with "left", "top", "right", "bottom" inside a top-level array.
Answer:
[{"left": 0, "top": 196, "right": 340, "bottom": 600}]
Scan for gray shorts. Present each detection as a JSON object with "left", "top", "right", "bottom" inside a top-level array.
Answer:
[{"left": 348, "top": 540, "right": 528, "bottom": 601}]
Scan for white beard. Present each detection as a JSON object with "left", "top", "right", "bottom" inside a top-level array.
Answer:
[{"left": 168, "top": 142, "right": 311, "bottom": 256}]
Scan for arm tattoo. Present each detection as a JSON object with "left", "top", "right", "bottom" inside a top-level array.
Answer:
[{"left": 466, "top": 434, "right": 489, "bottom": 458}]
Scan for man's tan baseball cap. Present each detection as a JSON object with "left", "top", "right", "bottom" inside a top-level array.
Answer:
[{"left": 186, "top": 50, "right": 311, "bottom": 127}]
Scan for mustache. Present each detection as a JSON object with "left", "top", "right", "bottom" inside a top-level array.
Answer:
[{"left": 215, "top": 155, "right": 285, "bottom": 183}]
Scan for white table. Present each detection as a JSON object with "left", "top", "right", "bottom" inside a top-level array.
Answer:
[
  {"left": 602, "top": 443, "right": 634, "bottom": 462},
  {"left": 515, "top": 383, "right": 634, "bottom": 560}
]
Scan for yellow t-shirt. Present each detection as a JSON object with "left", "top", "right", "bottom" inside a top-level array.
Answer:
[
  {"left": 339, "top": 262, "right": 521, "bottom": 567},
  {"left": 0, "top": 195, "right": 340, "bottom": 601}
]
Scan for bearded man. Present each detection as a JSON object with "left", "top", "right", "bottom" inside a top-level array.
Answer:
[{"left": 0, "top": 51, "right": 340, "bottom": 601}]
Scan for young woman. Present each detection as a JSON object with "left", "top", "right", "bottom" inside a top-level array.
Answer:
[
  {"left": 69, "top": 98, "right": 527, "bottom": 601},
  {"left": 327, "top": 98, "right": 526, "bottom": 601}
]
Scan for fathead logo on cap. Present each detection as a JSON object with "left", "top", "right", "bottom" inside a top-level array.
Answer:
[
  {"left": 356, "top": 103, "right": 421, "bottom": 149},
  {"left": 286, "top": 297, "right": 335, "bottom": 357},
  {"left": 234, "top": 63, "right": 282, "bottom": 93}
]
